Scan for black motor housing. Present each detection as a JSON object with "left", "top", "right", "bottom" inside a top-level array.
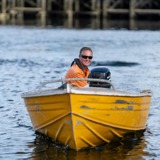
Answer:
[{"left": 89, "top": 67, "right": 111, "bottom": 88}]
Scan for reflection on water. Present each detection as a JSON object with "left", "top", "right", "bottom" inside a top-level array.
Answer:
[
  {"left": 29, "top": 132, "right": 151, "bottom": 160},
  {"left": 1, "top": 17, "right": 160, "bottom": 30}
]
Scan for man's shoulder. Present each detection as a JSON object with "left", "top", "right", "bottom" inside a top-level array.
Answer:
[
  {"left": 66, "top": 64, "right": 83, "bottom": 77},
  {"left": 71, "top": 64, "right": 82, "bottom": 72}
]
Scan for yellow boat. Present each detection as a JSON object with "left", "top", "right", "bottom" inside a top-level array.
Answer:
[{"left": 21, "top": 77, "right": 152, "bottom": 151}]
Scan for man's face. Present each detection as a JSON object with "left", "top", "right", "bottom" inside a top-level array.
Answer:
[{"left": 79, "top": 50, "right": 93, "bottom": 67}]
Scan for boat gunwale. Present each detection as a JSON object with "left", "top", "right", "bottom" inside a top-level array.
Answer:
[
  {"left": 21, "top": 78, "right": 152, "bottom": 98},
  {"left": 21, "top": 86, "right": 152, "bottom": 98}
]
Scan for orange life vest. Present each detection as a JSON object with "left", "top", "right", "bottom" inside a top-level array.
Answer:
[{"left": 65, "top": 63, "right": 90, "bottom": 87}]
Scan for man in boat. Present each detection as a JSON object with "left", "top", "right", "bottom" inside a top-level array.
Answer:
[{"left": 65, "top": 47, "right": 93, "bottom": 87}]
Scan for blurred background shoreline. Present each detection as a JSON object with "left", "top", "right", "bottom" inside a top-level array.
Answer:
[{"left": 0, "top": 0, "right": 160, "bottom": 30}]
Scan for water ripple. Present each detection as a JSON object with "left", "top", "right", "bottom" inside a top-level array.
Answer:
[
  {"left": 0, "top": 27, "right": 159, "bottom": 160},
  {"left": 91, "top": 60, "right": 140, "bottom": 67}
]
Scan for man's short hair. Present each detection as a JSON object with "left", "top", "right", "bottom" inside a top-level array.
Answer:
[{"left": 79, "top": 47, "right": 93, "bottom": 56}]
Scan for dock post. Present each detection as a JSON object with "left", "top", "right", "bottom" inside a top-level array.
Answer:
[
  {"left": 0, "top": 0, "right": 8, "bottom": 24},
  {"left": 75, "top": 0, "right": 80, "bottom": 13},
  {"left": 10, "top": 0, "right": 16, "bottom": 24},
  {"left": 102, "top": 0, "right": 110, "bottom": 29},
  {"left": 47, "top": 0, "right": 52, "bottom": 13},
  {"left": 93, "top": 0, "right": 101, "bottom": 28},
  {"left": 93, "top": 0, "right": 101, "bottom": 17},
  {"left": 102, "top": 0, "right": 110, "bottom": 18},
  {"left": 130, "top": 0, "right": 136, "bottom": 19},
  {"left": 91, "top": 0, "right": 95, "bottom": 11},
  {"left": 64, "top": 0, "right": 73, "bottom": 28},
  {"left": 37, "top": 0, "right": 46, "bottom": 26},
  {"left": 96, "top": 0, "right": 101, "bottom": 18},
  {"left": 17, "top": 0, "right": 24, "bottom": 25}
]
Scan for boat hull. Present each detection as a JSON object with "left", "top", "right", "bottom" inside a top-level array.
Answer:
[{"left": 23, "top": 88, "right": 151, "bottom": 150}]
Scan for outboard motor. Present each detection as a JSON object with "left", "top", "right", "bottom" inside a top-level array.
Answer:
[{"left": 89, "top": 67, "right": 111, "bottom": 88}]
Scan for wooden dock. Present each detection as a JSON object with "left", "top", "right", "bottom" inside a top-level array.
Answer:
[{"left": 0, "top": 0, "right": 160, "bottom": 26}]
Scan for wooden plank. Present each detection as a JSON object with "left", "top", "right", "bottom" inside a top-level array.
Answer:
[
  {"left": 74, "top": 11, "right": 101, "bottom": 16},
  {"left": 13, "top": 7, "right": 42, "bottom": 12},
  {"left": 135, "top": 9, "right": 160, "bottom": 14},
  {"left": 107, "top": 9, "right": 129, "bottom": 14},
  {"left": 109, "top": 0, "right": 122, "bottom": 9},
  {"left": 25, "top": 0, "right": 37, "bottom": 7}
]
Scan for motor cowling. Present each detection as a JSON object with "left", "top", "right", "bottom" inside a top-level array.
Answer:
[{"left": 89, "top": 67, "right": 111, "bottom": 88}]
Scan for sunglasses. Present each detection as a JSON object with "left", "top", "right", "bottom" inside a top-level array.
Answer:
[{"left": 81, "top": 55, "right": 93, "bottom": 59}]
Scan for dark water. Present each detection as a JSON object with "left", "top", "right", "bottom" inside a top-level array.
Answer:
[{"left": 0, "top": 25, "right": 160, "bottom": 160}]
